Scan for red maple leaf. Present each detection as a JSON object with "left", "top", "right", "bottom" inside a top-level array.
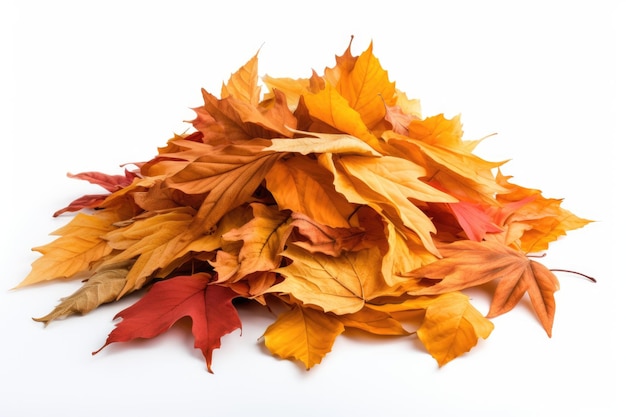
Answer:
[{"left": 93, "top": 273, "right": 241, "bottom": 372}]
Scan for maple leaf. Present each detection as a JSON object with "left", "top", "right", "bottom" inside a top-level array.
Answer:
[
  {"left": 196, "top": 89, "right": 297, "bottom": 143},
  {"left": 269, "top": 245, "right": 391, "bottom": 315},
  {"left": 262, "top": 75, "right": 310, "bottom": 111},
  {"left": 94, "top": 274, "right": 241, "bottom": 373},
  {"left": 263, "top": 303, "right": 345, "bottom": 370},
  {"left": 265, "top": 130, "right": 382, "bottom": 156},
  {"left": 383, "top": 130, "right": 506, "bottom": 205},
  {"left": 408, "top": 240, "right": 560, "bottom": 336}
]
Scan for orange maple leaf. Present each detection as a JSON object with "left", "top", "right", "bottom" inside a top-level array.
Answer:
[{"left": 408, "top": 240, "right": 560, "bottom": 336}]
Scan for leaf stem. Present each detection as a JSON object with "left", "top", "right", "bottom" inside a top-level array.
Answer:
[{"left": 550, "top": 268, "right": 597, "bottom": 283}]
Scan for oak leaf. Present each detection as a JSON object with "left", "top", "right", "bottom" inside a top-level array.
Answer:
[{"left": 94, "top": 274, "right": 241, "bottom": 373}]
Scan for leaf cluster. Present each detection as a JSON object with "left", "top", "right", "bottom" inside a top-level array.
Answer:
[{"left": 19, "top": 40, "right": 590, "bottom": 371}]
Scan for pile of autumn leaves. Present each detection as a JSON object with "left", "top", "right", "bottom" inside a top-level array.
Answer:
[{"left": 19, "top": 42, "right": 590, "bottom": 372}]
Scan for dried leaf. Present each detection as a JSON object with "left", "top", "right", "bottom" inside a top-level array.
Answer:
[
  {"left": 409, "top": 240, "right": 560, "bottom": 336},
  {"left": 263, "top": 304, "right": 345, "bottom": 370},
  {"left": 94, "top": 274, "right": 241, "bottom": 373},
  {"left": 33, "top": 266, "right": 130, "bottom": 324}
]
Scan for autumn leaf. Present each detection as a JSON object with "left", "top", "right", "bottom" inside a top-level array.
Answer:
[
  {"left": 263, "top": 303, "right": 345, "bottom": 370},
  {"left": 417, "top": 292, "right": 494, "bottom": 366},
  {"left": 217, "top": 203, "right": 292, "bottom": 282},
  {"left": 17, "top": 211, "right": 122, "bottom": 288},
  {"left": 33, "top": 264, "right": 131, "bottom": 324},
  {"left": 408, "top": 240, "right": 560, "bottom": 336},
  {"left": 383, "top": 130, "right": 506, "bottom": 205},
  {"left": 302, "top": 84, "right": 383, "bottom": 152},
  {"left": 53, "top": 170, "right": 138, "bottom": 216},
  {"left": 319, "top": 152, "right": 456, "bottom": 255},
  {"left": 163, "top": 139, "right": 283, "bottom": 232},
  {"left": 262, "top": 75, "right": 310, "bottom": 111},
  {"left": 289, "top": 212, "right": 372, "bottom": 256},
  {"left": 265, "top": 130, "right": 382, "bottom": 157},
  {"left": 269, "top": 245, "right": 391, "bottom": 315},
  {"left": 265, "top": 155, "right": 357, "bottom": 228},
  {"left": 493, "top": 171, "right": 592, "bottom": 252},
  {"left": 103, "top": 207, "right": 198, "bottom": 296},
  {"left": 337, "top": 307, "right": 409, "bottom": 336},
  {"left": 446, "top": 201, "right": 503, "bottom": 241},
  {"left": 367, "top": 292, "right": 493, "bottom": 365},
  {"left": 94, "top": 274, "right": 241, "bottom": 373},
  {"left": 220, "top": 50, "right": 261, "bottom": 105}
]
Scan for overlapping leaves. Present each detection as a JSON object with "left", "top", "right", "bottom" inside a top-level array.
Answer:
[{"left": 18, "top": 40, "right": 590, "bottom": 372}]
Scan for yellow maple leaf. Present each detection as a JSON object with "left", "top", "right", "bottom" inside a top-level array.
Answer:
[{"left": 269, "top": 245, "right": 390, "bottom": 315}]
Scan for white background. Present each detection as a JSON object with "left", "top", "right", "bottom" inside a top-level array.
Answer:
[{"left": 2, "top": 1, "right": 623, "bottom": 416}]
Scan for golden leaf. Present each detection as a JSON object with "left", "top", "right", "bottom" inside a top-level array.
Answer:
[{"left": 263, "top": 304, "right": 345, "bottom": 370}]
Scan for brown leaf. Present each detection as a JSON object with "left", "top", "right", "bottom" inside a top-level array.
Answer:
[{"left": 33, "top": 265, "right": 130, "bottom": 324}]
